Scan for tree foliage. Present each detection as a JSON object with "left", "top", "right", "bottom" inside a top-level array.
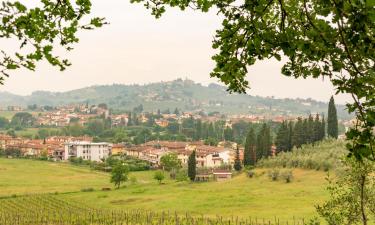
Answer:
[
  {"left": 110, "top": 163, "right": 129, "bottom": 189},
  {"left": 243, "top": 127, "right": 256, "bottom": 166},
  {"left": 317, "top": 158, "right": 375, "bottom": 224},
  {"left": 153, "top": 170, "right": 165, "bottom": 184},
  {"left": 0, "top": 0, "right": 106, "bottom": 83},
  {"left": 234, "top": 146, "right": 242, "bottom": 171},
  {"left": 160, "top": 152, "right": 181, "bottom": 171},
  {"left": 187, "top": 150, "right": 196, "bottom": 181},
  {"left": 130, "top": 0, "right": 375, "bottom": 163},
  {"left": 327, "top": 96, "right": 339, "bottom": 139},
  {"left": 11, "top": 112, "right": 35, "bottom": 127},
  {"left": 256, "top": 123, "right": 272, "bottom": 161}
]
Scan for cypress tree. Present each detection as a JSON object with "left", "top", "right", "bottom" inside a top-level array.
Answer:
[
  {"left": 275, "top": 121, "right": 289, "bottom": 153},
  {"left": 313, "top": 114, "right": 321, "bottom": 143},
  {"left": 234, "top": 146, "right": 242, "bottom": 171},
  {"left": 188, "top": 150, "right": 196, "bottom": 181},
  {"left": 264, "top": 124, "right": 272, "bottom": 157},
  {"left": 244, "top": 127, "right": 256, "bottom": 166},
  {"left": 327, "top": 96, "right": 338, "bottom": 138},
  {"left": 292, "top": 118, "right": 304, "bottom": 148},
  {"left": 256, "top": 130, "right": 263, "bottom": 162},
  {"left": 307, "top": 115, "right": 315, "bottom": 144},
  {"left": 321, "top": 115, "right": 326, "bottom": 140},
  {"left": 287, "top": 121, "right": 293, "bottom": 151},
  {"left": 256, "top": 123, "right": 272, "bottom": 159},
  {"left": 302, "top": 118, "right": 309, "bottom": 145}
]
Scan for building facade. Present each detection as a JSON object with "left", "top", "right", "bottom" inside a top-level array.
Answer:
[{"left": 64, "top": 142, "right": 112, "bottom": 162}]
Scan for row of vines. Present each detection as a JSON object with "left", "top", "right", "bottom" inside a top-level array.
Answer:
[{"left": 0, "top": 195, "right": 309, "bottom": 225}]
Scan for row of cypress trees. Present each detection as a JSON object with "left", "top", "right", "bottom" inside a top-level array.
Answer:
[
  {"left": 243, "top": 96, "right": 339, "bottom": 166},
  {"left": 275, "top": 114, "right": 326, "bottom": 153},
  {"left": 243, "top": 123, "right": 272, "bottom": 166}
]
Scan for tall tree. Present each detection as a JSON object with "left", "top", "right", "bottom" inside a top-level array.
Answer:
[
  {"left": 244, "top": 127, "right": 256, "bottom": 166},
  {"left": 321, "top": 116, "right": 326, "bottom": 140},
  {"left": 256, "top": 123, "right": 272, "bottom": 160},
  {"left": 307, "top": 115, "right": 315, "bottom": 144},
  {"left": 187, "top": 150, "right": 196, "bottom": 181},
  {"left": 313, "top": 114, "right": 322, "bottom": 143},
  {"left": 327, "top": 96, "right": 339, "bottom": 139},
  {"left": 234, "top": 146, "right": 242, "bottom": 171},
  {"left": 287, "top": 121, "right": 293, "bottom": 151},
  {"left": 292, "top": 118, "right": 304, "bottom": 149},
  {"left": 275, "top": 121, "right": 289, "bottom": 153}
]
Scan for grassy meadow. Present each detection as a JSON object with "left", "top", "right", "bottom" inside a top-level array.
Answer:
[
  {"left": 0, "top": 158, "right": 109, "bottom": 195},
  {"left": 0, "top": 158, "right": 329, "bottom": 222}
]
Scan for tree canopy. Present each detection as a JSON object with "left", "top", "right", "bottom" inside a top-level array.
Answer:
[
  {"left": 129, "top": 0, "right": 374, "bottom": 162},
  {"left": 0, "top": 0, "right": 105, "bottom": 84}
]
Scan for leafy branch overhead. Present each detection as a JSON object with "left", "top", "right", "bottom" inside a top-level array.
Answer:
[
  {"left": 0, "top": 0, "right": 106, "bottom": 84},
  {"left": 130, "top": 0, "right": 375, "bottom": 162}
]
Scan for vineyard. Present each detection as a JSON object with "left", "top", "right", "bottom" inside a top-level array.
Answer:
[{"left": 0, "top": 195, "right": 310, "bottom": 225}]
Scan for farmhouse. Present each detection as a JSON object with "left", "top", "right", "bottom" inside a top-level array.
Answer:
[{"left": 64, "top": 141, "right": 112, "bottom": 162}]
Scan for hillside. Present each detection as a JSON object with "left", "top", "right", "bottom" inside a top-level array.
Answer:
[{"left": 0, "top": 79, "right": 351, "bottom": 119}]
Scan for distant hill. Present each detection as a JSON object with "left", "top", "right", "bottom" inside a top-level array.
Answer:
[{"left": 0, "top": 79, "right": 351, "bottom": 119}]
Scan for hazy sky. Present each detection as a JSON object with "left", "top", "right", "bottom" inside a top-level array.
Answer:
[{"left": 0, "top": 0, "right": 351, "bottom": 104}]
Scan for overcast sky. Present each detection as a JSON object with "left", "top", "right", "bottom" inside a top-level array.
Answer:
[{"left": 0, "top": 0, "right": 351, "bottom": 104}]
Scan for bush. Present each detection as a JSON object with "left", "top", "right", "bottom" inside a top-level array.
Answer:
[
  {"left": 154, "top": 171, "right": 165, "bottom": 184},
  {"left": 175, "top": 169, "right": 189, "bottom": 182},
  {"left": 281, "top": 170, "right": 293, "bottom": 183},
  {"left": 81, "top": 187, "right": 95, "bottom": 192},
  {"left": 268, "top": 169, "right": 280, "bottom": 181},
  {"left": 247, "top": 170, "right": 255, "bottom": 178}
]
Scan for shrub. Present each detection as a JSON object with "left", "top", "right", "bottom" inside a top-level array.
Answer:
[
  {"left": 175, "top": 169, "right": 189, "bottom": 182},
  {"left": 281, "top": 170, "right": 293, "bottom": 183},
  {"left": 268, "top": 169, "right": 280, "bottom": 181},
  {"left": 247, "top": 170, "right": 255, "bottom": 178},
  {"left": 154, "top": 171, "right": 165, "bottom": 184},
  {"left": 81, "top": 187, "right": 95, "bottom": 192}
]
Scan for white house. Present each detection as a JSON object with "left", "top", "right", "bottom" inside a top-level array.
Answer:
[{"left": 64, "top": 141, "right": 112, "bottom": 162}]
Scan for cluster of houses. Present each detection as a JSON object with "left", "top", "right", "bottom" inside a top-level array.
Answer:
[
  {"left": 36, "top": 104, "right": 111, "bottom": 127},
  {"left": 2, "top": 102, "right": 302, "bottom": 129},
  {"left": 0, "top": 134, "right": 242, "bottom": 170},
  {"left": 0, "top": 134, "right": 93, "bottom": 160}
]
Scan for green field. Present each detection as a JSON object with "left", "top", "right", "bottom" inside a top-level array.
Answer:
[
  {"left": 0, "top": 158, "right": 329, "bottom": 222},
  {"left": 0, "top": 158, "right": 108, "bottom": 195},
  {"left": 0, "top": 111, "right": 17, "bottom": 119}
]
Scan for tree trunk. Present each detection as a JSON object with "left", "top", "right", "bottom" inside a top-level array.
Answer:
[{"left": 360, "top": 175, "right": 367, "bottom": 225}]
